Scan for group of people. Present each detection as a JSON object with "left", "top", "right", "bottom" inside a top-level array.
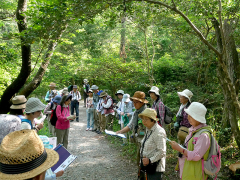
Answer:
[{"left": 0, "top": 78, "right": 219, "bottom": 180}]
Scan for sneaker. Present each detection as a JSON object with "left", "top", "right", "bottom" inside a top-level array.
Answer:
[
  {"left": 89, "top": 127, "right": 93, "bottom": 131},
  {"left": 86, "top": 128, "right": 89, "bottom": 131}
]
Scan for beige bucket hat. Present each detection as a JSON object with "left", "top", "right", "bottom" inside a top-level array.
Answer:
[
  {"left": 138, "top": 108, "right": 159, "bottom": 121},
  {"left": 10, "top": 95, "right": 27, "bottom": 109},
  {"left": 0, "top": 130, "right": 59, "bottom": 180},
  {"left": 184, "top": 102, "right": 207, "bottom": 123},
  {"left": 130, "top": 91, "right": 148, "bottom": 103},
  {"left": 49, "top": 82, "right": 57, "bottom": 87},
  {"left": 25, "top": 98, "right": 46, "bottom": 114},
  {"left": 177, "top": 89, "right": 193, "bottom": 102},
  {"left": 99, "top": 91, "right": 108, "bottom": 98}
]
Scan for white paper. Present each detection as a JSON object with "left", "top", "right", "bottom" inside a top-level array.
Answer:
[
  {"left": 105, "top": 130, "right": 126, "bottom": 138},
  {"left": 53, "top": 154, "right": 77, "bottom": 173},
  {"left": 48, "top": 137, "right": 57, "bottom": 149},
  {"left": 165, "top": 137, "right": 187, "bottom": 150}
]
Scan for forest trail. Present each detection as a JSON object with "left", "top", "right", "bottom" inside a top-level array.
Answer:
[{"left": 58, "top": 101, "right": 138, "bottom": 180}]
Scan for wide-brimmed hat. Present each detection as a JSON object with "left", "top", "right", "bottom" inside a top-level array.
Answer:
[
  {"left": 99, "top": 91, "right": 108, "bottom": 98},
  {"left": 138, "top": 108, "right": 159, "bottom": 121},
  {"left": 148, "top": 86, "right": 160, "bottom": 96},
  {"left": 83, "top": 79, "right": 88, "bottom": 83},
  {"left": 49, "top": 82, "right": 57, "bottom": 87},
  {"left": 115, "top": 90, "right": 124, "bottom": 96},
  {"left": 65, "top": 94, "right": 72, "bottom": 101},
  {"left": 177, "top": 89, "right": 193, "bottom": 102},
  {"left": 0, "top": 114, "right": 21, "bottom": 143},
  {"left": 122, "top": 94, "right": 130, "bottom": 102},
  {"left": 73, "top": 85, "right": 78, "bottom": 89},
  {"left": 91, "top": 85, "right": 99, "bottom": 90},
  {"left": 0, "top": 130, "right": 59, "bottom": 180},
  {"left": 62, "top": 87, "right": 68, "bottom": 94},
  {"left": 184, "top": 102, "right": 207, "bottom": 123},
  {"left": 25, "top": 98, "right": 46, "bottom": 114},
  {"left": 10, "top": 95, "right": 27, "bottom": 109},
  {"left": 130, "top": 91, "right": 148, "bottom": 103},
  {"left": 52, "top": 95, "right": 62, "bottom": 104}
]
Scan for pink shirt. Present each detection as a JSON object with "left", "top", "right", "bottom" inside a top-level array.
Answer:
[
  {"left": 55, "top": 105, "right": 70, "bottom": 130},
  {"left": 179, "top": 124, "right": 210, "bottom": 178}
]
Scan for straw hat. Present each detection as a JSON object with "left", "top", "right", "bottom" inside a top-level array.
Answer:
[
  {"left": 52, "top": 95, "right": 62, "bottom": 104},
  {"left": 0, "top": 130, "right": 59, "bottom": 179},
  {"left": 184, "top": 102, "right": 207, "bottom": 123},
  {"left": 25, "top": 98, "right": 46, "bottom": 114},
  {"left": 148, "top": 86, "right": 160, "bottom": 96},
  {"left": 10, "top": 95, "right": 27, "bottom": 109},
  {"left": 49, "top": 82, "right": 57, "bottom": 87},
  {"left": 130, "top": 91, "right": 148, "bottom": 103},
  {"left": 99, "top": 91, "right": 108, "bottom": 98},
  {"left": 138, "top": 108, "right": 159, "bottom": 121},
  {"left": 177, "top": 89, "right": 193, "bottom": 102},
  {"left": 122, "top": 94, "right": 130, "bottom": 102},
  {"left": 91, "top": 85, "right": 99, "bottom": 90},
  {"left": 0, "top": 114, "right": 21, "bottom": 144},
  {"left": 115, "top": 90, "right": 124, "bottom": 96}
]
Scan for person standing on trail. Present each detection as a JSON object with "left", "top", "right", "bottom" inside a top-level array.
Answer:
[
  {"left": 70, "top": 85, "right": 81, "bottom": 122},
  {"left": 116, "top": 91, "right": 148, "bottom": 165},
  {"left": 96, "top": 94, "right": 104, "bottom": 134},
  {"left": 115, "top": 90, "right": 124, "bottom": 124},
  {"left": 100, "top": 91, "right": 115, "bottom": 131},
  {"left": 174, "top": 89, "right": 193, "bottom": 144},
  {"left": 86, "top": 89, "right": 94, "bottom": 131},
  {"left": 45, "top": 82, "right": 60, "bottom": 103},
  {"left": 44, "top": 95, "right": 62, "bottom": 136},
  {"left": 148, "top": 86, "right": 165, "bottom": 128},
  {"left": 91, "top": 85, "right": 103, "bottom": 132},
  {"left": 55, "top": 94, "right": 75, "bottom": 149},
  {"left": 83, "top": 79, "right": 90, "bottom": 107},
  {"left": 137, "top": 108, "right": 166, "bottom": 180}
]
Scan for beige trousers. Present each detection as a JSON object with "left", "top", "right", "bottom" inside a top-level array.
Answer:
[
  {"left": 55, "top": 128, "right": 69, "bottom": 149},
  {"left": 99, "top": 113, "right": 106, "bottom": 132},
  {"left": 106, "top": 114, "right": 114, "bottom": 130},
  {"left": 48, "top": 120, "right": 56, "bottom": 136},
  {"left": 94, "top": 109, "right": 100, "bottom": 131}
]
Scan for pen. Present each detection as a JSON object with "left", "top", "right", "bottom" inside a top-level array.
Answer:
[{"left": 54, "top": 144, "right": 62, "bottom": 151}]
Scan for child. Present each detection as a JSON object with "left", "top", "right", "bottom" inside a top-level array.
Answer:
[{"left": 86, "top": 89, "right": 94, "bottom": 131}]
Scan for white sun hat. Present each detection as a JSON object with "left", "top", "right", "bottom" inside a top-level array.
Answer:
[
  {"left": 115, "top": 90, "right": 124, "bottom": 96},
  {"left": 148, "top": 86, "right": 160, "bottom": 96},
  {"left": 122, "top": 94, "right": 130, "bottom": 102},
  {"left": 25, "top": 98, "right": 46, "bottom": 114},
  {"left": 83, "top": 79, "right": 88, "bottom": 83},
  {"left": 184, "top": 102, "right": 207, "bottom": 123},
  {"left": 91, "top": 85, "right": 99, "bottom": 90},
  {"left": 177, "top": 89, "right": 193, "bottom": 102}
]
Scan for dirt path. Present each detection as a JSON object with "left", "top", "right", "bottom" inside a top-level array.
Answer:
[{"left": 58, "top": 101, "right": 138, "bottom": 180}]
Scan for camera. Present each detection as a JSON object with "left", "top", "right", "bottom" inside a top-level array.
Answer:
[{"left": 178, "top": 144, "right": 186, "bottom": 158}]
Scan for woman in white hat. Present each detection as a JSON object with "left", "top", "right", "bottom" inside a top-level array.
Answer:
[
  {"left": 138, "top": 108, "right": 166, "bottom": 180},
  {"left": 175, "top": 89, "right": 193, "bottom": 144},
  {"left": 170, "top": 102, "right": 212, "bottom": 180},
  {"left": 148, "top": 86, "right": 165, "bottom": 127}
]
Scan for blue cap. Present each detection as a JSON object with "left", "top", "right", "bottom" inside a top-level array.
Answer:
[{"left": 53, "top": 95, "right": 61, "bottom": 104}]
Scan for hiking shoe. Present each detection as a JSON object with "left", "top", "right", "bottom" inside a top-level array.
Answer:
[
  {"left": 89, "top": 127, "right": 93, "bottom": 131},
  {"left": 86, "top": 128, "right": 89, "bottom": 131}
]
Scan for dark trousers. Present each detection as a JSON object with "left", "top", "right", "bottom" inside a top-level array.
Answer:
[
  {"left": 71, "top": 100, "right": 79, "bottom": 121},
  {"left": 138, "top": 171, "right": 162, "bottom": 180}
]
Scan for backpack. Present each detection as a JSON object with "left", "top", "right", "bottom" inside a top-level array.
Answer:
[
  {"left": 164, "top": 106, "right": 174, "bottom": 124},
  {"left": 155, "top": 100, "right": 173, "bottom": 124},
  {"left": 50, "top": 108, "right": 58, "bottom": 126},
  {"left": 194, "top": 129, "right": 221, "bottom": 180},
  {"left": 21, "top": 119, "right": 33, "bottom": 129}
]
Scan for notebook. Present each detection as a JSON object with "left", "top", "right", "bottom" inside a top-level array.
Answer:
[{"left": 51, "top": 144, "right": 77, "bottom": 173}]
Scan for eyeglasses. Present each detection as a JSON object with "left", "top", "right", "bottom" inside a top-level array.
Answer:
[{"left": 133, "top": 101, "right": 141, "bottom": 104}]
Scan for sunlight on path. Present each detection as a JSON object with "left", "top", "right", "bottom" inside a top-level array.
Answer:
[{"left": 58, "top": 101, "right": 137, "bottom": 180}]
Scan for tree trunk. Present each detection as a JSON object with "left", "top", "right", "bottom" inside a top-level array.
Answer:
[
  {"left": 0, "top": 0, "right": 31, "bottom": 114},
  {"left": 19, "top": 24, "right": 68, "bottom": 97},
  {"left": 120, "top": 14, "right": 127, "bottom": 62}
]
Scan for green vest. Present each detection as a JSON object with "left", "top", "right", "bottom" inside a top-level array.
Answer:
[{"left": 182, "top": 127, "right": 211, "bottom": 180}]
